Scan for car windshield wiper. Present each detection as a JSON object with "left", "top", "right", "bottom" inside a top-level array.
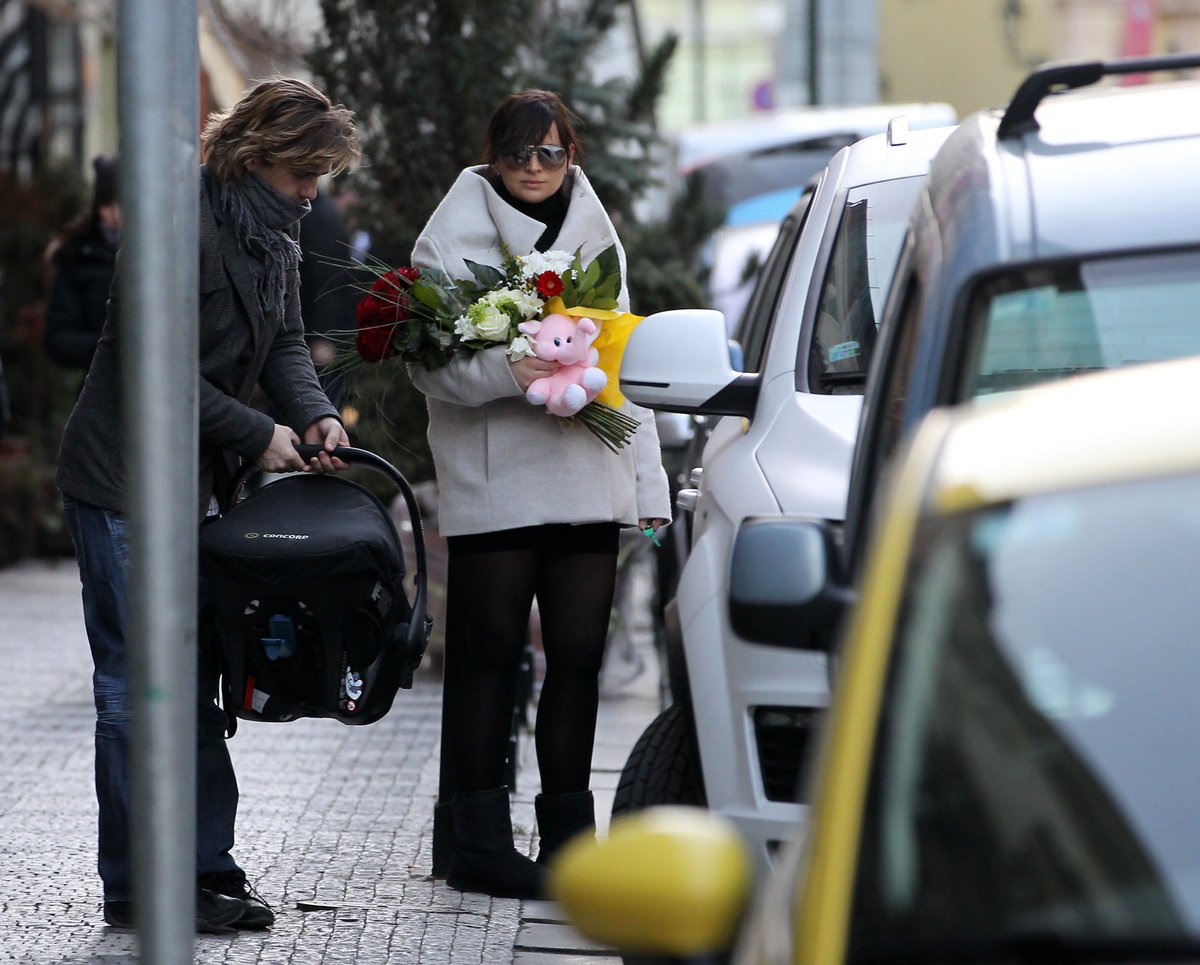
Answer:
[{"left": 851, "top": 928, "right": 1200, "bottom": 963}]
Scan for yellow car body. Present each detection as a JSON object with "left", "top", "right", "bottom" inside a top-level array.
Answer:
[{"left": 556, "top": 356, "right": 1200, "bottom": 964}]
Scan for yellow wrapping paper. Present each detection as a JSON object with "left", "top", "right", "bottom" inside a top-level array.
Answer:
[{"left": 543, "top": 295, "right": 644, "bottom": 407}]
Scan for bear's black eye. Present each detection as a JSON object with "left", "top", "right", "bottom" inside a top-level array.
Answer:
[{"left": 553, "top": 337, "right": 562, "bottom": 347}]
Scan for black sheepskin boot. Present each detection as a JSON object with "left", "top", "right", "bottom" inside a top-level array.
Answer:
[
  {"left": 535, "top": 790, "right": 596, "bottom": 866},
  {"left": 431, "top": 798, "right": 455, "bottom": 878},
  {"left": 447, "top": 787, "right": 546, "bottom": 899}
]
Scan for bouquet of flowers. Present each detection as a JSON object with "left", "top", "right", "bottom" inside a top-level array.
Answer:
[{"left": 342, "top": 244, "right": 642, "bottom": 451}]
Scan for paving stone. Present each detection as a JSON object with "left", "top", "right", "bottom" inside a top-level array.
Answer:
[
  {"left": 0, "top": 559, "right": 660, "bottom": 962},
  {"left": 514, "top": 922, "right": 614, "bottom": 954}
]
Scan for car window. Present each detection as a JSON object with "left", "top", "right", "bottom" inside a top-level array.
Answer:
[
  {"left": 844, "top": 269, "right": 926, "bottom": 574},
  {"left": 850, "top": 471, "right": 1200, "bottom": 952},
  {"left": 957, "top": 249, "right": 1200, "bottom": 398},
  {"left": 807, "top": 176, "right": 924, "bottom": 395},
  {"left": 734, "top": 189, "right": 813, "bottom": 373}
]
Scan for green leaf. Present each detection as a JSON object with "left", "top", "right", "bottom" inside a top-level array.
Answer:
[
  {"left": 596, "top": 244, "right": 621, "bottom": 278},
  {"left": 463, "top": 259, "right": 506, "bottom": 289},
  {"left": 410, "top": 284, "right": 448, "bottom": 311},
  {"left": 590, "top": 276, "right": 619, "bottom": 303},
  {"left": 580, "top": 257, "right": 601, "bottom": 289}
]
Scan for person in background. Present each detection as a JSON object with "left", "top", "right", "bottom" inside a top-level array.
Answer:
[
  {"left": 55, "top": 78, "right": 360, "bottom": 933},
  {"left": 298, "top": 185, "right": 359, "bottom": 404},
  {"left": 43, "top": 154, "right": 121, "bottom": 374},
  {"left": 0, "top": 351, "right": 8, "bottom": 439},
  {"left": 408, "top": 88, "right": 671, "bottom": 899}
]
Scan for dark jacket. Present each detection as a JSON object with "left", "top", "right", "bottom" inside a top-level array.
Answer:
[
  {"left": 43, "top": 226, "right": 118, "bottom": 371},
  {"left": 0, "top": 352, "right": 8, "bottom": 438},
  {"left": 56, "top": 167, "right": 339, "bottom": 519},
  {"left": 298, "top": 191, "right": 358, "bottom": 339}
]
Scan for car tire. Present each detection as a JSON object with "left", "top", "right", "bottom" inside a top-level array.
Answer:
[{"left": 611, "top": 704, "right": 706, "bottom": 816}]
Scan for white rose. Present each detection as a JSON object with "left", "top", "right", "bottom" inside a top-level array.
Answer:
[{"left": 469, "top": 301, "right": 512, "bottom": 342}]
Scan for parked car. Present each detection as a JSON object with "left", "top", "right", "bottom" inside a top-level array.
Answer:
[
  {"left": 845, "top": 52, "right": 1200, "bottom": 570},
  {"left": 654, "top": 103, "right": 956, "bottom": 612},
  {"left": 555, "top": 356, "right": 1200, "bottom": 964},
  {"left": 672, "top": 101, "right": 957, "bottom": 338},
  {"left": 615, "top": 120, "right": 957, "bottom": 871}
]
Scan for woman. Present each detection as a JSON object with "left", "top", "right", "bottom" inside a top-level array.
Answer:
[
  {"left": 43, "top": 154, "right": 121, "bottom": 374},
  {"left": 409, "top": 89, "right": 670, "bottom": 899}
]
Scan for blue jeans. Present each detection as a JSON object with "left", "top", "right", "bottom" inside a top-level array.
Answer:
[{"left": 63, "top": 497, "right": 240, "bottom": 901}]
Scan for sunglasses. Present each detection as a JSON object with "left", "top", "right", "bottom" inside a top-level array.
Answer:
[{"left": 498, "top": 144, "right": 569, "bottom": 171}]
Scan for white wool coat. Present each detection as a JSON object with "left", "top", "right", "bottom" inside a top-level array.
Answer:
[{"left": 409, "top": 165, "right": 671, "bottom": 537}]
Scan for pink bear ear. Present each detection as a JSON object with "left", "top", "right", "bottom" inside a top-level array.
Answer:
[
  {"left": 518, "top": 320, "right": 542, "bottom": 336},
  {"left": 577, "top": 318, "right": 598, "bottom": 335}
]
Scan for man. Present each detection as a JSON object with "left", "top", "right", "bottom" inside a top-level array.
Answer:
[{"left": 56, "top": 78, "right": 361, "bottom": 932}]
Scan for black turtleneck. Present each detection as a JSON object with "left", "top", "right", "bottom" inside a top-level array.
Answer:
[{"left": 494, "top": 179, "right": 568, "bottom": 252}]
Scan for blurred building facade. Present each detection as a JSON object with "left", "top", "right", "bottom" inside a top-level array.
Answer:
[
  {"left": 0, "top": 0, "right": 317, "bottom": 185},
  {"left": 633, "top": 0, "right": 880, "bottom": 130},
  {"left": 879, "top": 0, "right": 1200, "bottom": 118},
  {"left": 4, "top": 0, "right": 1200, "bottom": 183}
]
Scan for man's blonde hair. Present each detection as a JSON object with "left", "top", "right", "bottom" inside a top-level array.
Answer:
[{"left": 202, "top": 77, "right": 361, "bottom": 183}]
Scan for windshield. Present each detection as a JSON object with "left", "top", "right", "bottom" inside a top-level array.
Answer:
[
  {"left": 849, "top": 471, "right": 1200, "bottom": 958},
  {"left": 959, "top": 249, "right": 1200, "bottom": 398}
]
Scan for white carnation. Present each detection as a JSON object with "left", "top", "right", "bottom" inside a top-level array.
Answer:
[{"left": 519, "top": 249, "right": 574, "bottom": 281}]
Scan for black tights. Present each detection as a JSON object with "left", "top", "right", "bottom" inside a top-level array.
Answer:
[{"left": 443, "top": 524, "right": 618, "bottom": 795}]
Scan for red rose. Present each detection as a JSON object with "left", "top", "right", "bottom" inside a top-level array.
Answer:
[
  {"left": 355, "top": 314, "right": 396, "bottom": 362},
  {"left": 370, "top": 268, "right": 417, "bottom": 312},
  {"left": 536, "top": 271, "right": 564, "bottom": 298},
  {"left": 354, "top": 266, "right": 422, "bottom": 362},
  {"left": 355, "top": 292, "right": 400, "bottom": 362}
]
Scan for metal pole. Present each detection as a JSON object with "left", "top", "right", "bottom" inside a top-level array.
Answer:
[
  {"left": 808, "top": 0, "right": 820, "bottom": 105},
  {"left": 117, "top": 0, "right": 199, "bottom": 961},
  {"left": 691, "top": 0, "right": 706, "bottom": 122}
]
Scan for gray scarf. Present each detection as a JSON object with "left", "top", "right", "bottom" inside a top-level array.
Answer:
[{"left": 220, "top": 172, "right": 309, "bottom": 322}]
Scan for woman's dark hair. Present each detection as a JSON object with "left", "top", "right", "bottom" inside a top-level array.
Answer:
[
  {"left": 91, "top": 154, "right": 118, "bottom": 211},
  {"left": 51, "top": 154, "right": 120, "bottom": 267},
  {"left": 482, "top": 89, "right": 585, "bottom": 166}
]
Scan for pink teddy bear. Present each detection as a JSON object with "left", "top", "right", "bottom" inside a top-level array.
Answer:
[{"left": 517, "top": 313, "right": 608, "bottom": 417}]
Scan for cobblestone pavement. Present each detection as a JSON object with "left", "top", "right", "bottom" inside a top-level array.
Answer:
[{"left": 0, "top": 558, "right": 661, "bottom": 964}]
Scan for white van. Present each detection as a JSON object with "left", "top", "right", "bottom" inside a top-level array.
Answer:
[{"left": 617, "top": 120, "right": 957, "bottom": 872}]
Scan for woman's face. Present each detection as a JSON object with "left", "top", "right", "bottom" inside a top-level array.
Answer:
[{"left": 494, "top": 123, "right": 572, "bottom": 204}]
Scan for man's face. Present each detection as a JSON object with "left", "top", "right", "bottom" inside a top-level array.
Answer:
[{"left": 245, "top": 158, "right": 331, "bottom": 203}]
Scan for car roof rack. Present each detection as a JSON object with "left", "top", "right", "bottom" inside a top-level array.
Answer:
[{"left": 996, "top": 51, "right": 1200, "bottom": 140}]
